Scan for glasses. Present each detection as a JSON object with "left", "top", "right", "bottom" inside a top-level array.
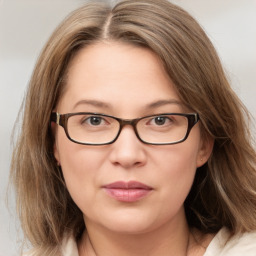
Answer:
[{"left": 51, "top": 112, "right": 199, "bottom": 145}]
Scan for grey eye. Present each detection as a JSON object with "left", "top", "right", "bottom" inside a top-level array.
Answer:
[
  {"left": 153, "top": 116, "right": 168, "bottom": 125},
  {"left": 84, "top": 116, "right": 104, "bottom": 126},
  {"left": 91, "top": 116, "right": 102, "bottom": 125}
]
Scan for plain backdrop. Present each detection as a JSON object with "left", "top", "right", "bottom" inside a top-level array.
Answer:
[{"left": 0, "top": 0, "right": 255, "bottom": 255}]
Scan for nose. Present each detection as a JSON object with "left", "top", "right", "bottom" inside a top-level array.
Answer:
[{"left": 109, "top": 125, "right": 147, "bottom": 169}]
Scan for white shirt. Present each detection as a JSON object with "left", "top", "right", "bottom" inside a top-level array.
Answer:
[
  {"left": 204, "top": 228, "right": 256, "bottom": 255},
  {"left": 60, "top": 228, "right": 256, "bottom": 255}
]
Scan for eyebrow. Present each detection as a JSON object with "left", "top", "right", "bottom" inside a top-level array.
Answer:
[
  {"left": 145, "top": 99, "right": 183, "bottom": 109},
  {"left": 72, "top": 99, "right": 111, "bottom": 110},
  {"left": 72, "top": 99, "right": 183, "bottom": 111}
]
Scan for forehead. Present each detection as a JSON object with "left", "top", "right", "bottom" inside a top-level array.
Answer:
[{"left": 57, "top": 41, "right": 183, "bottom": 115}]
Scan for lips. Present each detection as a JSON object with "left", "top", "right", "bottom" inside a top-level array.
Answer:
[{"left": 102, "top": 181, "right": 153, "bottom": 202}]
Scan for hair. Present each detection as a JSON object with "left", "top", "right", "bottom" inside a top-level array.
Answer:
[{"left": 11, "top": 0, "right": 256, "bottom": 255}]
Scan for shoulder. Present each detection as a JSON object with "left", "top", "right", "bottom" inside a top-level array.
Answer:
[
  {"left": 60, "top": 234, "right": 79, "bottom": 256},
  {"left": 204, "top": 228, "right": 256, "bottom": 256},
  {"left": 22, "top": 235, "right": 79, "bottom": 256}
]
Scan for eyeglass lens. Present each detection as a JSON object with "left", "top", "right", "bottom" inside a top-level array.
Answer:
[{"left": 66, "top": 113, "right": 190, "bottom": 145}]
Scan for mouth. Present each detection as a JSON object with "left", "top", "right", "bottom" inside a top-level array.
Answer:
[{"left": 102, "top": 181, "right": 153, "bottom": 202}]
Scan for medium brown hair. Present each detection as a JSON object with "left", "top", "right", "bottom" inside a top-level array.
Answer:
[{"left": 11, "top": 0, "right": 256, "bottom": 254}]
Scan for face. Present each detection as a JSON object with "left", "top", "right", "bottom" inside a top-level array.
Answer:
[{"left": 54, "top": 42, "right": 212, "bottom": 234}]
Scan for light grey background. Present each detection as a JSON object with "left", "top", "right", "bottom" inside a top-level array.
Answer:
[{"left": 0, "top": 0, "right": 255, "bottom": 255}]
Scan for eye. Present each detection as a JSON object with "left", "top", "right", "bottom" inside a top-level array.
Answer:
[
  {"left": 151, "top": 116, "right": 172, "bottom": 126},
  {"left": 153, "top": 116, "right": 167, "bottom": 125},
  {"left": 83, "top": 116, "right": 106, "bottom": 126}
]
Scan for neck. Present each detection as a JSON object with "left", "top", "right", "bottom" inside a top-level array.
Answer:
[{"left": 79, "top": 211, "right": 193, "bottom": 256}]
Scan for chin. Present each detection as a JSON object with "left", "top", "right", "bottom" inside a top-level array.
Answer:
[{"left": 94, "top": 208, "right": 162, "bottom": 235}]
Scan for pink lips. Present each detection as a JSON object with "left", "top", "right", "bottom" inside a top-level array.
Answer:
[{"left": 102, "top": 181, "right": 153, "bottom": 202}]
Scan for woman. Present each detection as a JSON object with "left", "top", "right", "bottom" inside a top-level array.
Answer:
[{"left": 11, "top": 0, "right": 256, "bottom": 255}]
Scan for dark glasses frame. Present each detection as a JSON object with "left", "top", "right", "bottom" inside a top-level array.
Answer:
[{"left": 51, "top": 112, "right": 199, "bottom": 145}]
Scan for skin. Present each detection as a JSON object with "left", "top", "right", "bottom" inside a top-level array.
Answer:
[{"left": 54, "top": 41, "right": 213, "bottom": 256}]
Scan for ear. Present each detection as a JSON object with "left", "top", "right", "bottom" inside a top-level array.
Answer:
[
  {"left": 51, "top": 121, "right": 61, "bottom": 166},
  {"left": 54, "top": 142, "right": 61, "bottom": 166},
  {"left": 196, "top": 136, "right": 214, "bottom": 167}
]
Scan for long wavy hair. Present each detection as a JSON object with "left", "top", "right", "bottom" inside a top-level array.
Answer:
[{"left": 11, "top": 0, "right": 256, "bottom": 255}]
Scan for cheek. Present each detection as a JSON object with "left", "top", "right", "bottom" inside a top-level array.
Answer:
[
  {"left": 152, "top": 138, "right": 200, "bottom": 205},
  {"left": 60, "top": 147, "right": 107, "bottom": 217},
  {"left": 55, "top": 127, "right": 102, "bottom": 175},
  {"left": 55, "top": 130, "right": 106, "bottom": 208},
  {"left": 154, "top": 132, "right": 200, "bottom": 177},
  {"left": 158, "top": 149, "right": 197, "bottom": 187}
]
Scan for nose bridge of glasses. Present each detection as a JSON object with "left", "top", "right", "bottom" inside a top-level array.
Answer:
[
  {"left": 116, "top": 118, "right": 141, "bottom": 139},
  {"left": 118, "top": 118, "right": 140, "bottom": 130}
]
